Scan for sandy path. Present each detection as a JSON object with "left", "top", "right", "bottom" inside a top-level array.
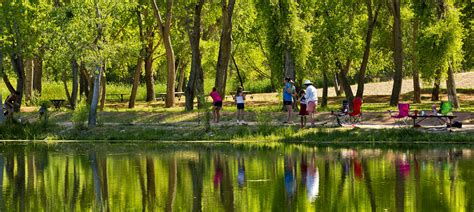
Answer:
[{"left": 327, "top": 72, "right": 474, "bottom": 97}]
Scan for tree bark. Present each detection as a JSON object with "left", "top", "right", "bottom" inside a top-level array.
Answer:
[
  {"left": 33, "top": 55, "right": 43, "bottom": 94},
  {"left": 446, "top": 61, "right": 459, "bottom": 109},
  {"left": 431, "top": 69, "right": 441, "bottom": 101},
  {"left": 232, "top": 55, "right": 244, "bottom": 88},
  {"left": 24, "top": 58, "right": 33, "bottom": 102},
  {"left": 62, "top": 69, "right": 72, "bottom": 106},
  {"left": 215, "top": 0, "right": 236, "bottom": 97},
  {"left": 356, "top": 0, "right": 381, "bottom": 98},
  {"left": 185, "top": 0, "right": 205, "bottom": 111},
  {"left": 412, "top": 17, "right": 421, "bottom": 103},
  {"left": 100, "top": 68, "right": 106, "bottom": 111},
  {"left": 129, "top": 7, "right": 147, "bottom": 109},
  {"left": 284, "top": 45, "right": 296, "bottom": 80},
  {"left": 89, "top": 65, "right": 103, "bottom": 128},
  {"left": 80, "top": 62, "right": 91, "bottom": 102},
  {"left": 333, "top": 73, "right": 341, "bottom": 96},
  {"left": 389, "top": 0, "right": 404, "bottom": 106},
  {"left": 337, "top": 59, "right": 354, "bottom": 103},
  {"left": 71, "top": 58, "right": 79, "bottom": 109},
  {"left": 176, "top": 58, "right": 187, "bottom": 93},
  {"left": 151, "top": 0, "right": 176, "bottom": 108},
  {"left": 10, "top": 53, "right": 25, "bottom": 112},
  {"left": 88, "top": 0, "right": 103, "bottom": 128},
  {"left": 144, "top": 33, "right": 155, "bottom": 102}
]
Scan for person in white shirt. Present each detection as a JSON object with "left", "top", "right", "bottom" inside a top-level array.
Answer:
[
  {"left": 235, "top": 86, "right": 246, "bottom": 125},
  {"left": 303, "top": 80, "right": 318, "bottom": 127}
]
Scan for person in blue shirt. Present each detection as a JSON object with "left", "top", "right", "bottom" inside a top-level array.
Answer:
[{"left": 283, "top": 78, "right": 294, "bottom": 124}]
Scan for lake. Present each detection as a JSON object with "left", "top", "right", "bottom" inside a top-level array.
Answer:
[{"left": 0, "top": 142, "right": 473, "bottom": 211}]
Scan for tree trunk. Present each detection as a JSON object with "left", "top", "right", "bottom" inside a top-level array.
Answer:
[
  {"left": 356, "top": 0, "right": 381, "bottom": 98},
  {"left": 389, "top": 0, "right": 404, "bottom": 106},
  {"left": 10, "top": 53, "right": 25, "bottom": 112},
  {"left": 337, "top": 59, "right": 354, "bottom": 103},
  {"left": 129, "top": 56, "right": 144, "bottom": 108},
  {"left": 24, "top": 59, "right": 33, "bottom": 102},
  {"left": 71, "top": 58, "right": 79, "bottom": 109},
  {"left": 284, "top": 46, "right": 296, "bottom": 80},
  {"left": 89, "top": 0, "right": 103, "bottom": 128},
  {"left": 185, "top": 0, "right": 205, "bottom": 111},
  {"left": 130, "top": 7, "right": 147, "bottom": 108},
  {"left": 163, "top": 32, "right": 176, "bottom": 108},
  {"left": 80, "top": 62, "right": 91, "bottom": 102},
  {"left": 0, "top": 94, "right": 4, "bottom": 124},
  {"left": 145, "top": 36, "right": 155, "bottom": 102},
  {"left": 33, "top": 55, "right": 43, "bottom": 94},
  {"left": 446, "top": 61, "right": 459, "bottom": 109},
  {"left": 431, "top": 69, "right": 441, "bottom": 101},
  {"left": 176, "top": 59, "right": 187, "bottom": 93},
  {"left": 151, "top": 0, "right": 176, "bottom": 107},
  {"left": 215, "top": 0, "right": 236, "bottom": 97},
  {"left": 333, "top": 73, "right": 341, "bottom": 97},
  {"left": 100, "top": 68, "right": 106, "bottom": 111},
  {"left": 412, "top": 17, "right": 421, "bottom": 103},
  {"left": 62, "top": 69, "right": 72, "bottom": 106},
  {"left": 232, "top": 55, "right": 244, "bottom": 88},
  {"left": 89, "top": 64, "right": 103, "bottom": 128}
]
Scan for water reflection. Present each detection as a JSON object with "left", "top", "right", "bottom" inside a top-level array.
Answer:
[{"left": 0, "top": 144, "right": 472, "bottom": 211}]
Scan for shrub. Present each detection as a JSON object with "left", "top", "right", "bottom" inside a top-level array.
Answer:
[{"left": 71, "top": 99, "right": 89, "bottom": 130}]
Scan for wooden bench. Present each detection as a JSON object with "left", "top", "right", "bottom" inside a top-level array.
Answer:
[
  {"left": 156, "top": 92, "right": 185, "bottom": 101},
  {"left": 107, "top": 93, "right": 127, "bottom": 102},
  {"left": 50, "top": 99, "right": 66, "bottom": 110},
  {"left": 408, "top": 114, "right": 456, "bottom": 127}
]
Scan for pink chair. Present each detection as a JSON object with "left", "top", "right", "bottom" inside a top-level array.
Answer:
[{"left": 389, "top": 103, "right": 410, "bottom": 126}]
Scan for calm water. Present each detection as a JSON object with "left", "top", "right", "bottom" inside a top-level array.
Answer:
[{"left": 0, "top": 143, "right": 473, "bottom": 211}]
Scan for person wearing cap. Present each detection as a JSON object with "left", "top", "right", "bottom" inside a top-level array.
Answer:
[
  {"left": 303, "top": 80, "right": 318, "bottom": 127},
  {"left": 283, "top": 77, "right": 294, "bottom": 124}
]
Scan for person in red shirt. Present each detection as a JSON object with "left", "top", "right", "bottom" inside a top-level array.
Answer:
[{"left": 210, "top": 87, "right": 223, "bottom": 123}]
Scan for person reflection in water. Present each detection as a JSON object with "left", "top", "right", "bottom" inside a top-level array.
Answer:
[
  {"left": 284, "top": 155, "right": 296, "bottom": 197},
  {"left": 306, "top": 153, "right": 319, "bottom": 201},
  {"left": 214, "top": 155, "right": 223, "bottom": 189},
  {"left": 237, "top": 155, "right": 245, "bottom": 188},
  {"left": 397, "top": 153, "right": 411, "bottom": 179},
  {"left": 301, "top": 154, "right": 308, "bottom": 185}
]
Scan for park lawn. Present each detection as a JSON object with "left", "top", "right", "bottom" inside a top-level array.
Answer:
[{"left": 1, "top": 121, "right": 473, "bottom": 144}]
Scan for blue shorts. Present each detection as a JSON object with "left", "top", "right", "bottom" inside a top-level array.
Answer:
[{"left": 237, "top": 103, "right": 245, "bottom": 110}]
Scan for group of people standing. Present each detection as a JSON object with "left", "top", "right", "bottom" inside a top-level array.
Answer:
[
  {"left": 209, "top": 77, "right": 318, "bottom": 127},
  {"left": 283, "top": 78, "right": 318, "bottom": 128}
]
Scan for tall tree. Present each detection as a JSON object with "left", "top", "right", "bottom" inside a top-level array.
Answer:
[
  {"left": 88, "top": 0, "right": 104, "bottom": 128},
  {"left": 389, "top": 0, "right": 404, "bottom": 106},
  {"left": 151, "top": 0, "right": 176, "bottom": 108},
  {"left": 412, "top": 17, "right": 422, "bottom": 103},
  {"left": 129, "top": 6, "right": 147, "bottom": 108},
  {"left": 215, "top": 0, "right": 236, "bottom": 97},
  {"left": 185, "top": 0, "right": 205, "bottom": 111},
  {"left": 355, "top": 0, "right": 382, "bottom": 98}
]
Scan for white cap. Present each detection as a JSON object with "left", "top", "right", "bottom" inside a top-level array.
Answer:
[{"left": 303, "top": 79, "right": 312, "bottom": 85}]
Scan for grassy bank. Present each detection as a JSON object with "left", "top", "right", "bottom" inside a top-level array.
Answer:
[{"left": 1, "top": 121, "right": 473, "bottom": 144}]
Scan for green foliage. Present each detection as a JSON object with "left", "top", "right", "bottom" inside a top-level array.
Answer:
[{"left": 71, "top": 99, "right": 89, "bottom": 130}]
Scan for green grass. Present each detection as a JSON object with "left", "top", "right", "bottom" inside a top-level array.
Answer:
[{"left": 1, "top": 119, "right": 473, "bottom": 143}]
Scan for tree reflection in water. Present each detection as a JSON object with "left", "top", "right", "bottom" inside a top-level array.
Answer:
[{"left": 0, "top": 144, "right": 470, "bottom": 211}]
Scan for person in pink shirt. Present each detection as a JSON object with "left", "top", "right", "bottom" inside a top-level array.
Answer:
[{"left": 210, "top": 87, "right": 223, "bottom": 123}]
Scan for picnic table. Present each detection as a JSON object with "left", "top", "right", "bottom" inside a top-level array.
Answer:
[
  {"left": 156, "top": 92, "right": 184, "bottom": 101},
  {"left": 107, "top": 93, "right": 127, "bottom": 102},
  {"left": 408, "top": 114, "right": 456, "bottom": 127},
  {"left": 50, "top": 99, "right": 65, "bottom": 110}
]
